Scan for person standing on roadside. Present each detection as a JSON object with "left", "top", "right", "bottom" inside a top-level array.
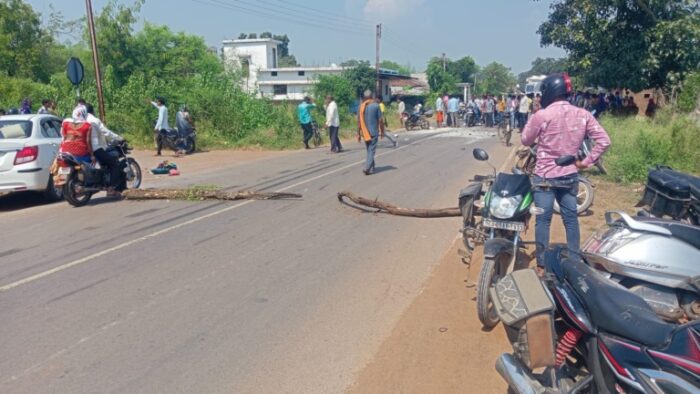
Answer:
[
  {"left": 38, "top": 99, "right": 51, "bottom": 114},
  {"left": 435, "top": 94, "right": 445, "bottom": 127},
  {"left": 324, "top": 95, "right": 342, "bottom": 153},
  {"left": 397, "top": 97, "right": 406, "bottom": 129},
  {"left": 151, "top": 97, "right": 169, "bottom": 156},
  {"left": 376, "top": 95, "right": 397, "bottom": 147},
  {"left": 447, "top": 96, "right": 459, "bottom": 128},
  {"left": 518, "top": 93, "right": 531, "bottom": 132},
  {"left": 297, "top": 96, "right": 316, "bottom": 149},
  {"left": 20, "top": 98, "right": 32, "bottom": 114},
  {"left": 175, "top": 105, "right": 195, "bottom": 156},
  {"left": 521, "top": 73, "right": 610, "bottom": 266},
  {"left": 358, "top": 90, "right": 384, "bottom": 175}
]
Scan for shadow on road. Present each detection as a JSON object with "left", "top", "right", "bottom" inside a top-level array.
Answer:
[
  {"left": 0, "top": 192, "right": 58, "bottom": 213},
  {"left": 373, "top": 165, "right": 397, "bottom": 174}
]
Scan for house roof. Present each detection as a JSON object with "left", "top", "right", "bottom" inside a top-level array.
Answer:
[
  {"left": 222, "top": 38, "right": 282, "bottom": 45},
  {"left": 260, "top": 67, "right": 344, "bottom": 72}
]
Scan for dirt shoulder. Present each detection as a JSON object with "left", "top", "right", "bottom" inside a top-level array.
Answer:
[{"left": 349, "top": 172, "right": 640, "bottom": 393}]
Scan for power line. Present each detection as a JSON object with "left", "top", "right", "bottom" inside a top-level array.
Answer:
[
  {"left": 258, "top": 0, "right": 374, "bottom": 29},
  {"left": 273, "top": 0, "right": 374, "bottom": 26},
  {"left": 191, "top": 0, "right": 372, "bottom": 36}
]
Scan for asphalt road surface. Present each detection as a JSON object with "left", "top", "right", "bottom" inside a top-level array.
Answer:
[{"left": 0, "top": 128, "right": 510, "bottom": 393}]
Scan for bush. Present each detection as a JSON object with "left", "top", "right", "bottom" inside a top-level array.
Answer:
[
  {"left": 678, "top": 72, "right": 700, "bottom": 113},
  {"left": 601, "top": 113, "right": 700, "bottom": 183}
]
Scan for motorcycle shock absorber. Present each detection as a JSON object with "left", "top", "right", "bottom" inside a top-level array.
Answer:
[{"left": 555, "top": 328, "right": 583, "bottom": 368}]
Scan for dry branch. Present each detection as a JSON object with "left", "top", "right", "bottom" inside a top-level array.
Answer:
[
  {"left": 337, "top": 191, "right": 461, "bottom": 218},
  {"left": 122, "top": 188, "right": 302, "bottom": 201}
]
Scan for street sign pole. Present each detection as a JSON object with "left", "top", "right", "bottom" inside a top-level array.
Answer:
[{"left": 85, "top": 0, "right": 106, "bottom": 121}]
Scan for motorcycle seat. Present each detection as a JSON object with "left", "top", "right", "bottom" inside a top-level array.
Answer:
[
  {"left": 633, "top": 216, "right": 700, "bottom": 250},
  {"left": 562, "top": 258, "right": 676, "bottom": 347}
]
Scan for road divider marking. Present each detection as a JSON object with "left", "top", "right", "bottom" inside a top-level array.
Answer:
[{"left": 0, "top": 130, "right": 494, "bottom": 293}]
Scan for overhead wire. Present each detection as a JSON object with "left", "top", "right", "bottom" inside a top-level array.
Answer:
[
  {"left": 190, "top": 0, "right": 373, "bottom": 36},
  {"left": 273, "top": 0, "right": 375, "bottom": 26}
]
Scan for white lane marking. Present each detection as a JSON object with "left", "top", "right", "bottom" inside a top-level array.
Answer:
[{"left": 0, "top": 130, "right": 478, "bottom": 293}]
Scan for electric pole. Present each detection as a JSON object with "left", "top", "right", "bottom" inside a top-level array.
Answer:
[
  {"left": 442, "top": 53, "right": 446, "bottom": 72},
  {"left": 85, "top": 0, "right": 106, "bottom": 121},
  {"left": 375, "top": 23, "right": 382, "bottom": 96}
]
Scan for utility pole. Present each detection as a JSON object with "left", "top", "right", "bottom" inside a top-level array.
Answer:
[
  {"left": 442, "top": 53, "right": 446, "bottom": 72},
  {"left": 85, "top": 0, "right": 106, "bottom": 121},
  {"left": 375, "top": 23, "right": 382, "bottom": 96}
]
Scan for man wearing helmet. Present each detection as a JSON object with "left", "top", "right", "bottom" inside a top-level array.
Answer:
[{"left": 521, "top": 73, "right": 611, "bottom": 266}]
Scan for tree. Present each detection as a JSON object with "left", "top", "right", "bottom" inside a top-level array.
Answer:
[
  {"left": 379, "top": 60, "right": 411, "bottom": 76},
  {"left": 313, "top": 74, "right": 354, "bottom": 108},
  {"left": 340, "top": 59, "right": 371, "bottom": 68},
  {"left": 92, "top": 0, "right": 143, "bottom": 86},
  {"left": 475, "top": 62, "right": 516, "bottom": 95},
  {"left": 341, "top": 63, "right": 376, "bottom": 97},
  {"left": 247, "top": 33, "right": 257, "bottom": 39},
  {"left": 238, "top": 33, "right": 247, "bottom": 39},
  {"left": 425, "top": 56, "right": 478, "bottom": 94},
  {"left": 0, "top": 0, "right": 51, "bottom": 81},
  {"left": 260, "top": 31, "right": 272, "bottom": 39},
  {"left": 518, "top": 57, "right": 568, "bottom": 87},
  {"left": 538, "top": 0, "right": 700, "bottom": 90}
]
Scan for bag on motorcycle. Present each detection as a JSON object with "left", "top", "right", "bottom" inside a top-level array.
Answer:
[
  {"left": 490, "top": 269, "right": 556, "bottom": 369},
  {"left": 80, "top": 162, "right": 102, "bottom": 186},
  {"left": 640, "top": 166, "right": 696, "bottom": 219}
]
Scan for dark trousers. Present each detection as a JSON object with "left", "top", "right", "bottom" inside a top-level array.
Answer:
[
  {"left": 301, "top": 123, "right": 313, "bottom": 147},
  {"left": 329, "top": 126, "right": 342, "bottom": 152},
  {"left": 155, "top": 129, "right": 166, "bottom": 154},
  {"left": 533, "top": 174, "right": 580, "bottom": 265},
  {"left": 94, "top": 148, "right": 121, "bottom": 189}
]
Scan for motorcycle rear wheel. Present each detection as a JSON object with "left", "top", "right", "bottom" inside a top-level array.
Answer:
[
  {"left": 63, "top": 174, "right": 92, "bottom": 207},
  {"left": 126, "top": 158, "right": 142, "bottom": 189}
]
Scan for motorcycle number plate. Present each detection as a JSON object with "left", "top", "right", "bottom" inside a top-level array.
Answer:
[
  {"left": 482, "top": 218, "right": 525, "bottom": 232},
  {"left": 58, "top": 167, "right": 71, "bottom": 175}
]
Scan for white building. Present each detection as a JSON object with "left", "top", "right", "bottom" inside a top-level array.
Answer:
[{"left": 222, "top": 38, "right": 399, "bottom": 102}]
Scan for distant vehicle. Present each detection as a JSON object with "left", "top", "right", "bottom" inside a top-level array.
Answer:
[
  {"left": 524, "top": 75, "right": 547, "bottom": 96},
  {"left": 0, "top": 114, "right": 64, "bottom": 201}
]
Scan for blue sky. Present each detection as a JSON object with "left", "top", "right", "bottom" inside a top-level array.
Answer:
[{"left": 26, "top": 0, "right": 565, "bottom": 74}]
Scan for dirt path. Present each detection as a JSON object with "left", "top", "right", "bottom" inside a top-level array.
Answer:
[{"left": 349, "top": 177, "right": 639, "bottom": 393}]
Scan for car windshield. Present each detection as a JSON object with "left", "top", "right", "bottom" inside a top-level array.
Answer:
[{"left": 0, "top": 120, "right": 32, "bottom": 139}]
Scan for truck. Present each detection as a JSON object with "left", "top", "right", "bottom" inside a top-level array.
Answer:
[{"left": 524, "top": 75, "right": 547, "bottom": 96}]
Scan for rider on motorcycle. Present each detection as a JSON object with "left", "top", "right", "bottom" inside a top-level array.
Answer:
[
  {"left": 86, "top": 103, "right": 124, "bottom": 197},
  {"left": 175, "top": 105, "right": 195, "bottom": 156},
  {"left": 521, "top": 73, "right": 611, "bottom": 266}
]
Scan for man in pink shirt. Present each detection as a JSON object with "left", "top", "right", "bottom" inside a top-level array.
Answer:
[{"left": 521, "top": 73, "right": 611, "bottom": 265}]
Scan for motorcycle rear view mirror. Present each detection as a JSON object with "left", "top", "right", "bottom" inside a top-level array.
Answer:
[
  {"left": 473, "top": 148, "right": 489, "bottom": 162},
  {"left": 555, "top": 155, "right": 576, "bottom": 167}
]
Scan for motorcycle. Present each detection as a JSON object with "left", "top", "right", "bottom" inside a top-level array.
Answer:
[
  {"left": 464, "top": 107, "right": 477, "bottom": 127},
  {"left": 582, "top": 210, "right": 700, "bottom": 322},
  {"left": 514, "top": 144, "right": 595, "bottom": 215},
  {"left": 154, "top": 121, "right": 196, "bottom": 154},
  {"left": 402, "top": 110, "right": 432, "bottom": 131},
  {"left": 55, "top": 140, "right": 142, "bottom": 207},
  {"left": 637, "top": 165, "right": 700, "bottom": 225},
  {"left": 492, "top": 246, "right": 700, "bottom": 394}
]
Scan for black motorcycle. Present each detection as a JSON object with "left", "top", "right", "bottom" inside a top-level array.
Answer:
[
  {"left": 56, "top": 140, "right": 142, "bottom": 207},
  {"left": 154, "top": 121, "right": 196, "bottom": 154},
  {"left": 491, "top": 246, "right": 699, "bottom": 393}
]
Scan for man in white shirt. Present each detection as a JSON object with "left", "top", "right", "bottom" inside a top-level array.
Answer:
[
  {"left": 518, "top": 94, "right": 532, "bottom": 132},
  {"left": 37, "top": 99, "right": 50, "bottom": 114},
  {"left": 324, "top": 95, "right": 342, "bottom": 153},
  {"left": 86, "top": 103, "right": 124, "bottom": 196},
  {"left": 151, "top": 97, "right": 169, "bottom": 156},
  {"left": 435, "top": 95, "right": 445, "bottom": 127},
  {"left": 397, "top": 97, "right": 406, "bottom": 129}
]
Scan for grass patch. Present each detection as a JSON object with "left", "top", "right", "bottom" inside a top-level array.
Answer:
[{"left": 600, "top": 111, "right": 700, "bottom": 183}]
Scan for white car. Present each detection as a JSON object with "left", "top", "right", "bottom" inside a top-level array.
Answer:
[{"left": 0, "top": 114, "right": 64, "bottom": 201}]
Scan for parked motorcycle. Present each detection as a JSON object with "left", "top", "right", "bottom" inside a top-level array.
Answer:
[
  {"left": 583, "top": 210, "right": 700, "bottom": 322},
  {"left": 153, "top": 121, "right": 196, "bottom": 154},
  {"left": 514, "top": 144, "right": 595, "bottom": 215},
  {"left": 56, "top": 140, "right": 142, "bottom": 207},
  {"left": 637, "top": 165, "right": 700, "bottom": 225},
  {"left": 403, "top": 110, "right": 432, "bottom": 131},
  {"left": 492, "top": 246, "right": 700, "bottom": 394}
]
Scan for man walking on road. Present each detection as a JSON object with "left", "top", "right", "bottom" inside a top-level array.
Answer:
[
  {"left": 358, "top": 90, "right": 384, "bottom": 175},
  {"left": 435, "top": 94, "right": 445, "bottom": 127},
  {"left": 521, "top": 73, "right": 610, "bottom": 266},
  {"left": 397, "top": 97, "right": 406, "bottom": 129},
  {"left": 297, "top": 96, "right": 316, "bottom": 149},
  {"left": 324, "top": 95, "right": 342, "bottom": 153},
  {"left": 377, "top": 95, "right": 397, "bottom": 148},
  {"left": 518, "top": 94, "right": 531, "bottom": 132}
]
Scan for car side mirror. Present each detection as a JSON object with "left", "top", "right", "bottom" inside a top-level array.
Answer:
[
  {"left": 555, "top": 155, "right": 576, "bottom": 167},
  {"left": 473, "top": 148, "right": 489, "bottom": 162}
]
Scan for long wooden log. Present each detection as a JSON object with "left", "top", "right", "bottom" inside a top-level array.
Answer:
[
  {"left": 122, "top": 188, "right": 302, "bottom": 201},
  {"left": 337, "top": 191, "right": 461, "bottom": 218}
]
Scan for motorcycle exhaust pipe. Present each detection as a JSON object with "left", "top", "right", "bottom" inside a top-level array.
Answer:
[{"left": 495, "top": 353, "right": 544, "bottom": 394}]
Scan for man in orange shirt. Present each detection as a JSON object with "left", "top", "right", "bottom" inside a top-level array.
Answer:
[{"left": 357, "top": 90, "right": 384, "bottom": 175}]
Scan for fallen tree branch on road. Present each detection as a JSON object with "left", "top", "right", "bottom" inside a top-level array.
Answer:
[
  {"left": 337, "top": 191, "right": 461, "bottom": 218},
  {"left": 122, "top": 188, "right": 302, "bottom": 201}
]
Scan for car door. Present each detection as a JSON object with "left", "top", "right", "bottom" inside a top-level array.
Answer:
[{"left": 38, "top": 118, "right": 62, "bottom": 169}]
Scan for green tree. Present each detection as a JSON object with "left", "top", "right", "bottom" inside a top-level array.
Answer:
[
  {"left": 238, "top": 33, "right": 247, "bottom": 39},
  {"left": 313, "top": 74, "right": 354, "bottom": 108},
  {"left": 538, "top": 0, "right": 700, "bottom": 90},
  {"left": 518, "top": 57, "right": 568, "bottom": 87},
  {"left": 426, "top": 56, "right": 478, "bottom": 94},
  {"left": 340, "top": 59, "right": 371, "bottom": 68},
  {"left": 475, "top": 62, "right": 516, "bottom": 95},
  {"left": 0, "top": 0, "right": 52, "bottom": 81},
  {"left": 447, "top": 56, "right": 478, "bottom": 84},
  {"left": 341, "top": 63, "right": 376, "bottom": 97},
  {"left": 92, "top": 0, "right": 143, "bottom": 86},
  {"left": 379, "top": 60, "right": 411, "bottom": 76}
]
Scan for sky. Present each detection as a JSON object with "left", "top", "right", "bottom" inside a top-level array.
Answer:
[{"left": 25, "top": 0, "right": 566, "bottom": 74}]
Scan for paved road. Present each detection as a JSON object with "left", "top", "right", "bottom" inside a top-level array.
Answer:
[{"left": 0, "top": 128, "right": 510, "bottom": 393}]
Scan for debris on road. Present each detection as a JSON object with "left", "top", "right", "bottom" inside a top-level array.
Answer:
[
  {"left": 337, "top": 191, "right": 460, "bottom": 218},
  {"left": 123, "top": 188, "right": 302, "bottom": 201}
]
